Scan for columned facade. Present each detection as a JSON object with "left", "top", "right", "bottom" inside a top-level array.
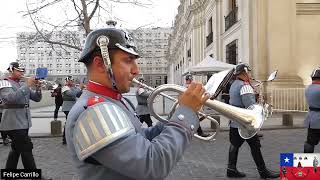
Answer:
[{"left": 168, "top": 0, "right": 320, "bottom": 89}]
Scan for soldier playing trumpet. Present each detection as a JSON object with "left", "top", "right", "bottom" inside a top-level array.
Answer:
[
  {"left": 0, "top": 62, "right": 52, "bottom": 180},
  {"left": 226, "top": 63, "right": 279, "bottom": 179},
  {"left": 65, "top": 27, "right": 209, "bottom": 180}
]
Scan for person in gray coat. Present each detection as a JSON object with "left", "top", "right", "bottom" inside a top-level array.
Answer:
[
  {"left": 227, "top": 63, "right": 279, "bottom": 179},
  {"left": 135, "top": 76, "right": 153, "bottom": 127},
  {"left": 0, "top": 99, "right": 10, "bottom": 146},
  {"left": 304, "top": 67, "right": 320, "bottom": 153},
  {"left": 61, "top": 75, "right": 83, "bottom": 144},
  {"left": 65, "top": 27, "right": 209, "bottom": 180},
  {"left": 0, "top": 62, "right": 42, "bottom": 169}
]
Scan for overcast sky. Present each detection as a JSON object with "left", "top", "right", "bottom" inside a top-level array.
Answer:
[{"left": 0, "top": 0, "right": 179, "bottom": 72}]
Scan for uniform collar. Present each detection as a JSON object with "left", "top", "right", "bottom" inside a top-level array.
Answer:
[
  {"left": 7, "top": 77, "right": 19, "bottom": 82},
  {"left": 87, "top": 80, "right": 122, "bottom": 100},
  {"left": 312, "top": 81, "right": 320, "bottom": 85}
]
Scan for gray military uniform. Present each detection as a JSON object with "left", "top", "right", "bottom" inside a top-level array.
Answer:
[
  {"left": 304, "top": 84, "right": 320, "bottom": 129},
  {"left": 229, "top": 79, "right": 256, "bottom": 128},
  {"left": 0, "top": 79, "right": 42, "bottom": 131},
  {"left": 62, "top": 86, "right": 82, "bottom": 112},
  {"left": 66, "top": 89, "right": 199, "bottom": 180},
  {"left": 135, "top": 87, "right": 151, "bottom": 115}
]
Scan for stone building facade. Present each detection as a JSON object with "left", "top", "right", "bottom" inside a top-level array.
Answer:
[{"left": 167, "top": 0, "right": 320, "bottom": 88}]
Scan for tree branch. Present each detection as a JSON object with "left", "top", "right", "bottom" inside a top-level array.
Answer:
[{"left": 89, "top": 0, "right": 100, "bottom": 20}]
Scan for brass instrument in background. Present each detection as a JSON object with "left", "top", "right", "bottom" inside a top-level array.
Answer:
[{"left": 132, "top": 68, "right": 271, "bottom": 141}]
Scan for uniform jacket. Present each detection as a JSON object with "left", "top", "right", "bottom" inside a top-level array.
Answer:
[
  {"left": 135, "top": 87, "right": 151, "bottom": 115},
  {"left": 229, "top": 79, "right": 256, "bottom": 128},
  {"left": 304, "top": 83, "right": 320, "bottom": 129},
  {"left": 65, "top": 81, "right": 199, "bottom": 180},
  {"left": 0, "top": 78, "right": 42, "bottom": 131},
  {"left": 62, "top": 85, "right": 82, "bottom": 112}
]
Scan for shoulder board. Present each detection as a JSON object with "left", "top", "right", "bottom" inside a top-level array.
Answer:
[
  {"left": 73, "top": 101, "right": 135, "bottom": 161},
  {"left": 87, "top": 96, "right": 106, "bottom": 107},
  {"left": 0, "top": 80, "right": 12, "bottom": 89},
  {"left": 240, "top": 84, "right": 254, "bottom": 95}
]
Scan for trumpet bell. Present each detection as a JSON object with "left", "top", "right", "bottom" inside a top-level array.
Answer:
[{"left": 237, "top": 104, "right": 265, "bottom": 139}]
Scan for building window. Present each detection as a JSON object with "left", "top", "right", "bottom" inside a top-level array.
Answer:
[
  {"left": 206, "top": 17, "right": 213, "bottom": 47},
  {"left": 225, "top": 0, "right": 238, "bottom": 31},
  {"left": 226, "top": 39, "right": 238, "bottom": 65}
]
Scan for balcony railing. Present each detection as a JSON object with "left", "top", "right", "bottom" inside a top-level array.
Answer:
[
  {"left": 225, "top": 7, "right": 238, "bottom": 31},
  {"left": 206, "top": 32, "right": 213, "bottom": 47}
]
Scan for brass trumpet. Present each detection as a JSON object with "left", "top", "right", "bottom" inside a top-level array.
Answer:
[{"left": 132, "top": 69, "right": 268, "bottom": 141}]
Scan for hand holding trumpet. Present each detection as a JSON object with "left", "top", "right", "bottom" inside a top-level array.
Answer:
[
  {"left": 26, "top": 76, "right": 42, "bottom": 90},
  {"left": 178, "top": 82, "right": 210, "bottom": 112}
]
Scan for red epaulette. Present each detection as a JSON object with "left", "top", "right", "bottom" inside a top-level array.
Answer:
[{"left": 87, "top": 96, "right": 106, "bottom": 107}]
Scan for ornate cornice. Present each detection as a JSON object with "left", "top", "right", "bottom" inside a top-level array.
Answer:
[{"left": 296, "top": 3, "right": 320, "bottom": 15}]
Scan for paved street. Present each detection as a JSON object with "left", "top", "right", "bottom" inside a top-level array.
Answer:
[{"left": 1, "top": 129, "right": 317, "bottom": 180}]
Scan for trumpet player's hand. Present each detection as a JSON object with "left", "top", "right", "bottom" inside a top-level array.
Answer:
[
  {"left": 26, "top": 76, "right": 37, "bottom": 87},
  {"left": 35, "top": 80, "right": 42, "bottom": 90},
  {"left": 178, "top": 82, "right": 210, "bottom": 112}
]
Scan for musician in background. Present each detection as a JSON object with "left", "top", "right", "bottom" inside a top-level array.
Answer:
[
  {"left": 135, "top": 76, "right": 153, "bottom": 127},
  {"left": 0, "top": 98, "right": 10, "bottom": 146},
  {"left": 61, "top": 76, "right": 83, "bottom": 145},
  {"left": 226, "top": 63, "right": 279, "bottom": 178},
  {"left": 0, "top": 62, "right": 43, "bottom": 170},
  {"left": 304, "top": 67, "right": 320, "bottom": 153}
]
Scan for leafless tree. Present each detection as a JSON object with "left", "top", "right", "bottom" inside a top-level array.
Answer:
[{"left": 22, "top": 0, "right": 153, "bottom": 52}]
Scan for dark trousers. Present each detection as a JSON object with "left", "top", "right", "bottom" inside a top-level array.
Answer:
[
  {"left": 62, "top": 111, "right": 69, "bottom": 143},
  {"left": 5, "top": 129, "right": 36, "bottom": 169},
  {"left": 0, "top": 113, "right": 8, "bottom": 140},
  {"left": 304, "top": 128, "right": 320, "bottom": 153},
  {"left": 138, "top": 114, "right": 153, "bottom": 127},
  {"left": 228, "top": 127, "right": 266, "bottom": 170},
  {"left": 54, "top": 104, "right": 62, "bottom": 119}
]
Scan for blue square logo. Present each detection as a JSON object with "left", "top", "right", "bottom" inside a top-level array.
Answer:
[{"left": 280, "top": 153, "right": 293, "bottom": 167}]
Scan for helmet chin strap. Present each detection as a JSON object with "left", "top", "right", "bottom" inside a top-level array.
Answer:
[
  {"left": 96, "top": 35, "right": 119, "bottom": 91},
  {"left": 107, "top": 66, "right": 118, "bottom": 90}
]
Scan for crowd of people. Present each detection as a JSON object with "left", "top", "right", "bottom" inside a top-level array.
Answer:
[{"left": 0, "top": 26, "right": 318, "bottom": 180}]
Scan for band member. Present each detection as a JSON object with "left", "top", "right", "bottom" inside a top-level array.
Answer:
[
  {"left": 185, "top": 73, "right": 209, "bottom": 137},
  {"left": 227, "top": 63, "right": 279, "bottom": 178},
  {"left": 135, "top": 76, "right": 153, "bottom": 127},
  {"left": 0, "top": 99, "right": 10, "bottom": 146},
  {"left": 65, "top": 27, "right": 209, "bottom": 180},
  {"left": 61, "top": 76, "right": 83, "bottom": 145},
  {"left": 304, "top": 67, "right": 320, "bottom": 153},
  {"left": 0, "top": 62, "right": 42, "bottom": 169}
]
